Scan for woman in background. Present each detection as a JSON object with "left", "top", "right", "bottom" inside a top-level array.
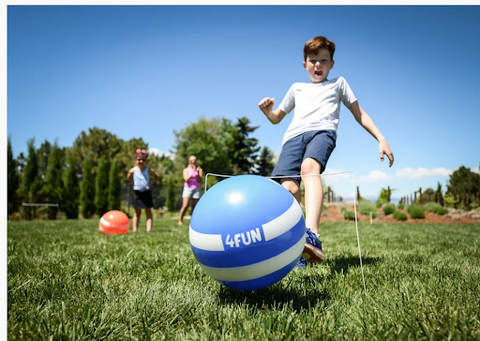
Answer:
[{"left": 178, "top": 155, "right": 202, "bottom": 225}]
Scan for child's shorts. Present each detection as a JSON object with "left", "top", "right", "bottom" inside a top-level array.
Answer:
[
  {"left": 271, "top": 129, "right": 336, "bottom": 184},
  {"left": 133, "top": 190, "right": 154, "bottom": 209},
  {"left": 182, "top": 187, "right": 202, "bottom": 199}
]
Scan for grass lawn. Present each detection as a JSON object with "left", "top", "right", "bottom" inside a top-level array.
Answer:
[{"left": 7, "top": 217, "right": 480, "bottom": 340}]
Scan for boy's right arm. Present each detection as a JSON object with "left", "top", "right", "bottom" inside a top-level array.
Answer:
[{"left": 258, "top": 97, "right": 287, "bottom": 124}]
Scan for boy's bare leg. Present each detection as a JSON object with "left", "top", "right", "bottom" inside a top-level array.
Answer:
[
  {"left": 301, "top": 158, "right": 323, "bottom": 234},
  {"left": 280, "top": 178, "right": 301, "bottom": 203},
  {"left": 145, "top": 208, "right": 153, "bottom": 232}
]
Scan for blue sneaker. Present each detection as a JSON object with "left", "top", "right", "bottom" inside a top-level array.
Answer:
[
  {"left": 303, "top": 228, "right": 325, "bottom": 263},
  {"left": 294, "top": 257, "right": 308, "bottom": 270}
]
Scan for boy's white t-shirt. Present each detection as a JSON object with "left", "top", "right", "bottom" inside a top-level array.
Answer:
[{"left": 278, "top": 77, "right": 357, "bottom": 146}]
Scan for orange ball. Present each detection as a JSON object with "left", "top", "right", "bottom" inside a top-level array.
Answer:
[{"left": 99, "top": 210, "right": 130, "bottom": 235}]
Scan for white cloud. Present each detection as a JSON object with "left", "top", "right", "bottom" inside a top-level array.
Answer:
[
  {"left": 396, "top": 167, "right": 453, "bottom": 179},
  {"left": 473, "top": 167, "right": 480, "bottom": 174},
  {"left": 148, "top": 147, "right": 163, "bottom": 156},
  {"left": 357, "top": 170, "right": 393, "bottom": 183},
  {"left": 148, "top": 147, "right": 174, "bottom": 160}
]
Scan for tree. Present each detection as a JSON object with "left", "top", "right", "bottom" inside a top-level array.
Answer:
[
  {"left": 435, "top": 182, "right": 444, "bottom": 207},
  {"left": 94, "top": 156, "right": 109, "bottom": 216},
  {"left": 21, "top": 138, "right": 42, "bottom": 218},
  {"left": 64, "top": 153, "right": 80, "bottom": 219},
  {"left": 70, "top": 127, "right": 122, "bottom": 174},
  {"left": 422, "top": 188, "right": 435, "bottom": 203},
  {"left": 8, "top": 136, "right": 20, "bottom": 216},
  {"left": 377, "top": 187, "right": 395, "bottom": 206},
  {"left": 256, "top": 146, "right": 276, "bottom": 176},
  {"left": 37, "top": 139, "right": 52, "bottom": 181},
  {"left": 108, "top": 157, "right": 122, "bottom": 211},
  {"left": 80, "top": 154, "right": 96, "bottom": 218},
  {"left": 446, "top": 165, "right": 480, "bottom": 209},
  {"left": 222, "top": 117, "right": 261, "bottom": 175},
  {"left": 173, "top": 116, "right": 232, "bottom": 179},
  {"left": 15, "top": 152, "right": 26, "bottom": 176},
  {"left": 42, "top": 141, "right": 64, "bottom": 219},
  {"left": 165, "top": 176, "right": 176, "bottom": 212}
]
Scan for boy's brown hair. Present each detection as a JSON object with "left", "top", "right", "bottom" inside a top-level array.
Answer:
[{"left": 304, "top": 36, "right": 336, "bottom": 61}]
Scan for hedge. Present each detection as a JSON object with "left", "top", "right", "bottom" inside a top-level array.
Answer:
[
  {"left": 393, "top": 210, "right": 408, "bottom": 220},
  {"left": 383, "top": 204, "right": 396, "bottom": 216},
  {"left": 409, "top": 206, "right": 426, "bottom": 219}
]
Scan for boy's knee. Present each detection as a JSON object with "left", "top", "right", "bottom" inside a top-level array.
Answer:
[
  {"left": 301, "top": 158, "right": 322, "bottom": 175},
  {"left": 281, "top": 179, "right": 300, "bottom": 196}
]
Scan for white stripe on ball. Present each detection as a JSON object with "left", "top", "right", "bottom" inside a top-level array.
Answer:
[
  {"left": 262, "top": 199, "right": 303, "bottom": 241},
  {"left": 189, "top": 228, "right": 225, "bottom": 251},
  {"left": 189, "top": 199, "right": 303, "bottom": 252},
  {"left": 198, "top": 234, "right": 305, "bottom": 282},
  {"left": 100, "top": 217, "right": 111, "bottom": 227}
]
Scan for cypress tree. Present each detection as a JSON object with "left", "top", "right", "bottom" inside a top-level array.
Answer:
[
  {"left": 8, "top": 136, "right": 20, "bottom": 217},
  {"left": 435, "top": 182, "right": 444, "bottom": 207},
  {"left": 94, "top": 156, "right": 109, "bottom": 216},
  {"left": 165, "top": 176, "right": 176, "bottom": 212},
  {"left": 43, "top": 142, "right": 64, "bottom": 219},
  {"left": 21, "top": 138, "right": 38, "bottom": 200},
  {"left": 257, "top": 146, "right": 275, "bottom": 176},
  {"left": 108, "top": 157, "right": 122, "bottom": 211},
  {"left": 80, "top": 154, "right": 96, "bottom": 218},
  {"left": 21, "top": 138, "right": 39, "bottom": 219},
  {"left": 64, "top": 153, "right": 80, "bottom": 219}
]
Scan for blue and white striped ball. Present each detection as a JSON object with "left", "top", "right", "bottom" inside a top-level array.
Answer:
[{"left": 189, "top": 175, "right": 305, "bottom": 290}]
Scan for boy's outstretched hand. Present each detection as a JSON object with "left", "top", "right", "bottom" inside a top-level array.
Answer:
[
  {"left": 258, "top": 97, "right": 275, "bottom": 115},
  {"left": 379, "top": 139, "right": 394, "bottom": 167},
  {"left": 258, "top": 97, "right": 286, "bottom": 125}
]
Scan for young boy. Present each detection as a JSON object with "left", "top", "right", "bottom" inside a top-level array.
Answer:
[{"left": 258, "top": 36, "right": 394, "bottom": 266}]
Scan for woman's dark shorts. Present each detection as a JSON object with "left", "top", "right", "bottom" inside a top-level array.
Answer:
[
  {"left": 133, "top": 190, "right": 153, "bottom": 209},
  {"left": 271, "top": 130, "right": 337, "bottom": 184}
]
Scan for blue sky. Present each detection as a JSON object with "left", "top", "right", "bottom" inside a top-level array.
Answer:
[{"left": 6, "top": 5, "right": 480, "bottom": 201}]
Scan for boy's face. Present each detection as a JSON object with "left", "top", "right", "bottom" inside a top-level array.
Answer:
[{"left": 303, "top": 48, "right": 334, "bottom": 83}]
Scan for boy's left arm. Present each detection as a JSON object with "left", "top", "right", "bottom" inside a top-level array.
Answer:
[{"left": 348, "top": 101, "right": 394, "bottom": 167}]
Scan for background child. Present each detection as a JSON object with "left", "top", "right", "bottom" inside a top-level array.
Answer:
[
  {"left": 128, "top": 149, "right": 160, "bottom": 233},
  {"left": 178, "top": 155, "right": 203, "bottom": 225},
  {"left": 258, "top": 36, "right": 394, "bottom": 266}
]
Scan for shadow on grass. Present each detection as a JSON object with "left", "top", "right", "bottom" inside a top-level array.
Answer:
[
  {"left": 216, "top": 276, "right": 330, "bottom": 312},
  {"left": 326, "top": 255, "right": 382, "bottom": 277},
  {"left": 215, "top": 256, "right": 381, "bottom": 312}
]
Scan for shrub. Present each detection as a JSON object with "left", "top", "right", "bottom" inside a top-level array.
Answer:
[
  {"left": 437, "top": 208, "right": 449, "bottom": 216},
  {"left": 424, "top": 202, "right": 442, "bottom": 214},
  {"left": 409, "top": 206, "right": 425, "bottom": 219},
  {"left": 340, "top": 207, "right": 346, "bottom": 212},
  {"left": 344, "top": 210, "right": 356, "bottom": 220},
  {"left": 397, "top": 203, "right": 405, "bottom": 210},
  {"left": 393, "top": 210, "right": 407, "bottom": 220},
  {"left": 358, "top": 200, "right": 377, "bottom": 215},
  {"left": 383, "top": 204, "right": 396, "bottom": 215},
  {"left": 407, "top": 204, "right": 424, "bottom": 215}
]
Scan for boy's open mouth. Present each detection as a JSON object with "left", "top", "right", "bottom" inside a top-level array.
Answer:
[{"left": 315, "top": 71, "right": 323, "bottom": 76}]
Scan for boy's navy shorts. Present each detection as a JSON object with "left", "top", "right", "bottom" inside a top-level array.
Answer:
[{"left": 271, "top": 130, "right": 336, "bottom": 184}]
